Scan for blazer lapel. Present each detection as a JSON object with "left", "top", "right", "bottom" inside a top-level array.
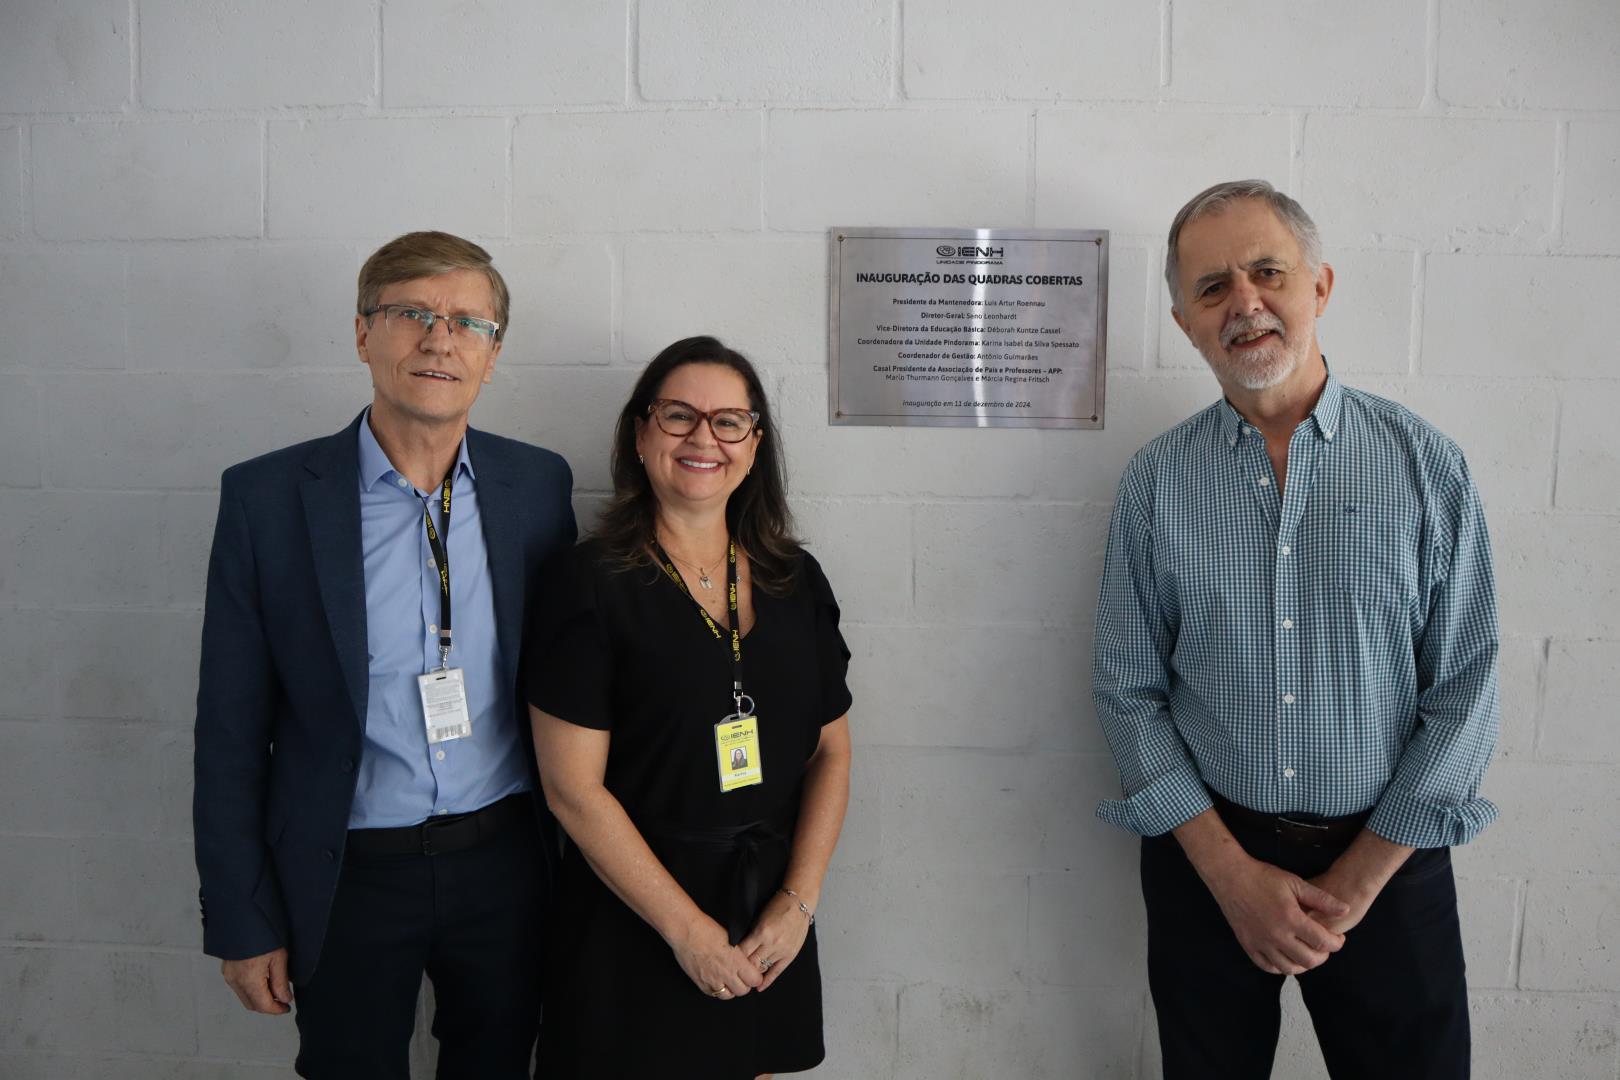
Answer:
[
  {"left": 467, "top": 430, "right": 525, "bottom": 694},
  {"left": 301, "top": 415, "right": 369, "bottom": 729}
]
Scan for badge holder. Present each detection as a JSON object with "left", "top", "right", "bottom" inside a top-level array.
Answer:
[
  {"left": 418, "top": 639, "right": 472, "bottom": 745},
  {"left": 715, "top": 690, "right": 762, "bottom": 793}
]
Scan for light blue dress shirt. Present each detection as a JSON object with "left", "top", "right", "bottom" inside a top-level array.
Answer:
[
  {"left": 351, "top": 412, "right": 530, "bottom": 828},
  {"left": 1093, "top": 373, "right": 1500, "bottom": 849}
]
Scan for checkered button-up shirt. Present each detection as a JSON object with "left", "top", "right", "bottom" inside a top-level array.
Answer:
[{"left": 1092, "top": 373, "right": 1500, "bottom": 849}]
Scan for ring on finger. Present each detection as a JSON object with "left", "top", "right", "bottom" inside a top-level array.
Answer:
[
  {"left": 758, "top": 958, "right": 772, "bottom": 971},
  {"left": 710, "top": 985, "right": 730, "bottom": 998}
]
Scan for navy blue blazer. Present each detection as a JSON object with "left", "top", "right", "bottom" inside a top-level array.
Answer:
[{"left": 193, "top": 412, "right": 576, "bottom": 983}]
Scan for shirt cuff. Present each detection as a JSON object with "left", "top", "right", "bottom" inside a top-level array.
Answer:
[
  {"left": 1365, "top": 787, "right": 1499, "bottom": 848},
  {"left": 1095, "top": 767, "right": 1214, "bottom": 837}
]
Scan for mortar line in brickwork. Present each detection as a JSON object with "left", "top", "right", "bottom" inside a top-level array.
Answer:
[
  {"left": 1405, "top": 250, "right": 1424, "bottom": 377},
  {"left": 1549, "top": 119, "right": 1569, "bottom": 251},
  {"left": 1509, "top": 878, "right": 1528, "bottom": 989},
  {"left": 891, "top": 0, "right": 905, "bottom": 102},
  {"left": 1406, "top": 250, "right": 1426, "bottom": 377},
  {"left": 18, "top": 123, "right": 32, "bottom": 238},
  {"left": 1158, "top": 0, "right": 1172, "bottom": 88},
  {"left": 1024, "top": 109, "right": 1037, "bottom": 225},
  {"left": 1287, "top": 112, "right": 1305, "bottom": 196},
  {"left": 258, "top": 120, "right": 268, "bottom": 238},
  {"left": 126, "top": 0, "right": 139, "bottom": 109},
  {"left": 371, "top": 0, "right": 384, "bottom": 106},
  {"left": 1421, "top": 0, "right": 1441, "bottom": 111},
  {"left": 609, "top": 236, "right": 625, "bottom": 363},
  {"left": 627, "top": 1, "right": 645, "bottom": 104},
  {"left": 1531, "top": 638, "right": 1551, "bottom": 755},
  {"left": 504, "top": 116, "right": 515, "bottom": 238},
  {"left": 1547, "top": 392, "right": 1565, "bottom": 511}
]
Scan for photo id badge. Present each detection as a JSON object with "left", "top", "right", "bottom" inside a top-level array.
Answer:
[
  {"left": 417, "top": 667, "right": 472, "bottom": 744},
  {"left": 715, "top": 714, "right": 763, "bottom": 793}
]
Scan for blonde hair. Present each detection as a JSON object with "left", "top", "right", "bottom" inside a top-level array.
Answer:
[{"left": 356, "top": 231, "right": 510, "bottom": 338}]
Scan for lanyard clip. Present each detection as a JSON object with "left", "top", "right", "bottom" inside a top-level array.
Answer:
[{"left": 438, "top": 643, "right": 452, "bottom": 671}]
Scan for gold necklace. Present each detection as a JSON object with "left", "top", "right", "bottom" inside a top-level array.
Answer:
[{"left": 658, "top": 537, "right": 728, "bottom": 591}]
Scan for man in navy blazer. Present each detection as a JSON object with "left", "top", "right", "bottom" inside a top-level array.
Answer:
[{"left": 194, "top": 231, "right": 576, "bottom": 1078}]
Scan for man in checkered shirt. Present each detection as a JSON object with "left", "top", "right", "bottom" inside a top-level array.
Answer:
[{"left": 1093, "top": 179, "right": 1499, "bottom": 1078}]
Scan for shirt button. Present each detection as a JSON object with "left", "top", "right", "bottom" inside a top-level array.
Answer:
[
  {"left": 1282, "top": 618, "right": 1294, "bottom": 629},
  {"left": 1280, "top": 545, "right": 1291, "bottom": 555},
  {"left": 428, "top": 558, "right": 436, "bottom": 568},
  {"left": 1283, "top": 692, "right": 1296, "bottom": 704},
  {"left": 1283, "top": 767, "right": 1297, "bottom": 779},
  {"left": 435, "top": 749, "right": 446, "bottom": 761},
  {"left": 428, "top": 624, "right": 438, "bottom": 634},
  {"left": 437, "top": 808, "right": 449, "bottom": 816},
  {"left": 396, "top": 477, "right": 408, "bottom": 488},
  {"left": 1257, "top": 476, "right": 1270, "bottom": 486}
]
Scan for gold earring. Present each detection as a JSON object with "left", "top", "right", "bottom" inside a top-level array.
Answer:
[{"left": 638, "top": 454, "right": 644, "bottom": 465}]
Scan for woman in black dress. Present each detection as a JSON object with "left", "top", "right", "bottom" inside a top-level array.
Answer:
[{"left": 526, "top": 336, "right": 854, "bottom": 1079}]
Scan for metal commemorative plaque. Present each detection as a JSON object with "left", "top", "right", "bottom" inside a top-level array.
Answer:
[{"left": 829, "top": 227, "right": 1107, "bottom": 429}]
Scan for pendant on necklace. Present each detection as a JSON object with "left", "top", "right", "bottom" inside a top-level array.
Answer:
[{"left": 698, "top": 569, "right": 714, "bottom": 590}]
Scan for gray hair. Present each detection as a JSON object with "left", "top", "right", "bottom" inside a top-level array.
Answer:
[{"left": 1164, "top": 179, "right": 1322, "bottom": 311}]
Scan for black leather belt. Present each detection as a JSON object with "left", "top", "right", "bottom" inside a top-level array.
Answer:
[
  {"left": 346, "top": 792, "right": 531, "bottom": 858},
  {"left": 1210, "top": 790, "right": 1368, "bottom": 849}
]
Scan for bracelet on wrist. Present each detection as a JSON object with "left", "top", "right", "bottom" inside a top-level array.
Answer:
[{"left": 780, "top": 887, "right": 815, "bottom": 925}]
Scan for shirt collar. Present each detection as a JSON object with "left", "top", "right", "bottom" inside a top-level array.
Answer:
[
  {"left": 1217, "top": 358, "right": 1343, "bottom": 448},
  {"left": 357, "top": 407, "right": 475, "bottom": 493}
]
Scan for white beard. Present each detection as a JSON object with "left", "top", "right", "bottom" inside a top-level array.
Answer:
[{"left": 1201, "top": 316, "right": 1311, "bottom": 391}]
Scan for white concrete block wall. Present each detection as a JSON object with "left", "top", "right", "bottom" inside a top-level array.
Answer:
[{"left": 0, "top": 1, "right": 1614, "bottom": 1077}]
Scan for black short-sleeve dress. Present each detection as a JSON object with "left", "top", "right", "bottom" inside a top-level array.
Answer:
[{"left": 526, "top": 538, "right": 853, "bottom": 1079}]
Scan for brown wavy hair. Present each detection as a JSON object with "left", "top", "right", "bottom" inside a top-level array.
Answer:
[{"left": 593, "top": 336, "right": 802, "bottom": 595}]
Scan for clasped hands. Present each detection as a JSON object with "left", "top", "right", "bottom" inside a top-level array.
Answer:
[
  {"left": 1208, "top": 856, "right": 1377, "bottom": 976},
  {"left": 669, "top": 891, "right": 813, "bottom": 999}
]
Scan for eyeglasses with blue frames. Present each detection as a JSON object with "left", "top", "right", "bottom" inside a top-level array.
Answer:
[
  {"left": 647, "top": 399, "right": 761, "bottom": 443},
  {"left": 363, "top": 304, "right": 501, "bottom": 348}
]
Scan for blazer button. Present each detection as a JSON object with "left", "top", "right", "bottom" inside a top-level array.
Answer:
[
  {"left": 340, "top": 757, "right": 354, "bottom": 773},
  {"left": 323, "top": 849, "right": 335, "bottom": 862}
]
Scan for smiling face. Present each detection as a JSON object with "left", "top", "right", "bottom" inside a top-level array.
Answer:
[
  {"left": 355, "top": 267, "right": 501, "bottom": 431},
  {"left": 634, "top": 362, "right": 761, "bottom": 516},
  {"left": 1171, "top": 198, "right": 1333, "bottom": 393}
]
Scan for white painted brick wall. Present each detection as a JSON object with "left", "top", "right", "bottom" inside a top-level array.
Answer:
[
  {"left": 767, "top": 109, "right": 1029, "bottom": 229},
  {"left": 1437, "top": 0, "right": 1620, "bottom": 110},
  {"left": 1169, "top": 0, "right": 1427, "bottom": 108},
  {"left": 0, "top": 1, "right": 130, "bottom": 113},
  {"left": 1421, "top": 255, "right": 1620, "bottom": 378},
  {"left": 485, "top": 241, "right": 616, "bottom": 365},
  {"left": 33, "top": 122, "right": 262, "bottom": 240},
  {"left": 1302, "top": 117, "right": 1555, "bottom": 247},
  {"left": 514, "top": 111, "right": 762, "bottom": 232},
  {"left": 269, "top": 119, "right": 509, "bottom": 239},
  {"left": 904, "top": 0, "right": 1158, "bottom": 102},
  {"left": 1035, "top": 111, "right": 1292, "bottom": 237},
  {"left": 640, "top": 0, "right": 892, "bottom": 103},
  {"left": 140, "top": 0, "right": 375, "bottom": 110},
  {"left": 0, "top": 248, "right": 129, "bottom": 369},
  {"left": 0, "top": 127, "right": 19, "bottom": 237},
  {"left": 1563, "top": 122, "right": 1620, "bottom": 253},
  {"left": 383, "top": 0, "right": 625, "bottom": 108},
  {"left": 2, "top": 1, "right": 1616, "bottom": 1076}
]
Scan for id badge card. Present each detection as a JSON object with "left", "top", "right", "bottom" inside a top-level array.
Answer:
[
  {"left": 715, "top": 713, "right": 763, "bottom": 793},
  {"left": 417, "top": 667, "right": 472, "bottom": 744}
]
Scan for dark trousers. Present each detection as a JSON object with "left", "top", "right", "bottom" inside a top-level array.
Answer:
[
  {"left": 292, "top": 808, "right": 547, "bottom": 1080},
  {"left": 1141, "top": 820, "right": 1470, "bottom": 1080}
]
